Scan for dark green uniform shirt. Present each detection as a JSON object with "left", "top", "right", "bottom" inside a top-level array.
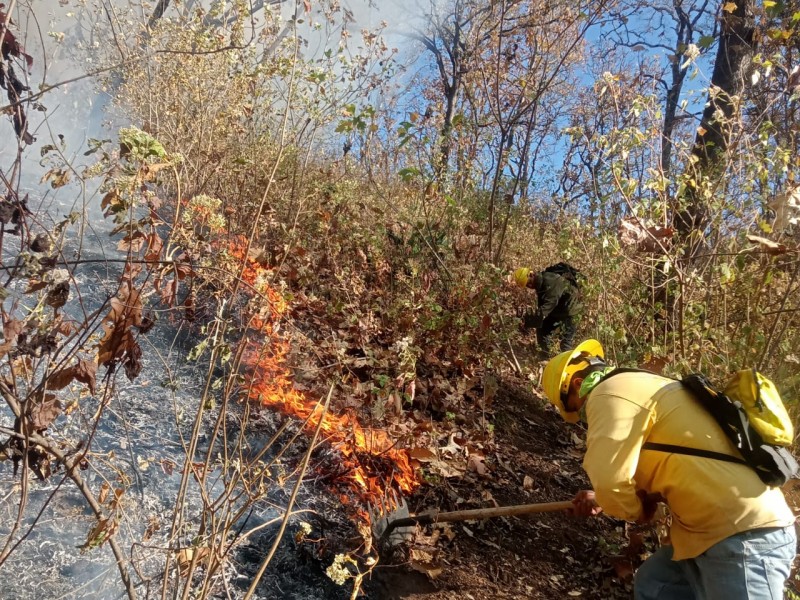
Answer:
[{"left": 534, "top": 271, "right": 581, "bottom": 320}]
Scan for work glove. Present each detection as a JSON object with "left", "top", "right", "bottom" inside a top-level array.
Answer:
[
  {"left": 636, "top": 489, "right": 666, "bottom": 524},
  {"left": 568, "top": 490, "right": 603, "bottom": 518},
  {"left": 516, "top": 307, "right": 541, "bottom": 331}
]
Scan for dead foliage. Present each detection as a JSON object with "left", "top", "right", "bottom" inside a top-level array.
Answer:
[{"left": 0, "top": 5, "right": 34, "bottom": 144}]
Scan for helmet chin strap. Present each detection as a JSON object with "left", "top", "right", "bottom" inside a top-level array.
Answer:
[
  {"left": 562, "top": 354, "right": 607, "bottom": 397},
  {"left": 568, "top": 353, "right": 606, "bottom": 372},
  {"left": 584, "top": 356, "right": 606, "bottom": 368}
]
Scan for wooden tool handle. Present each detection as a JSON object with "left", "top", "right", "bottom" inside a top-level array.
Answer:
[
  {"left": 433, "top": 500, "right": 574, "bottom": 523},
  {"left": 381, "top": 500, "right": 573, "bottom": 539}
]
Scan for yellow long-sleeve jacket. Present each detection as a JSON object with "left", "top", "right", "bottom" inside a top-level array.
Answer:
[{"left": 583, "top": 370, "right": 795, "bottom": 560}]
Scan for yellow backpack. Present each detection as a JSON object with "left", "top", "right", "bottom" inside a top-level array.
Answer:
[
  {"left": 724, "top": 369, "right": 794, "bottom": 447},
  {"left": 604, "top": 367, "right": 799, "bottom": 486}
]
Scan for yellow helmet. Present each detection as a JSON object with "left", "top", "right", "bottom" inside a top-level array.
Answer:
[
  {"left": 541, "top": 339, "right": 604, "bottom": 423},
  {"left": 513, "top": 267, "right": 531, "bottom": 288}
]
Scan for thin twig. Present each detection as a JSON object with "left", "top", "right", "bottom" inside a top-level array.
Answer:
[
  {"left": 0, "top": 424, "right": 138, "bottom": 599},
  {"left": 243, "top": 383, "right": 333, "bottom": 599}
]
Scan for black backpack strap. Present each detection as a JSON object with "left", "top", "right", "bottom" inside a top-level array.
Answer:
[
  {"left": 680, "top": 373, "right": 759, "bottom": 454},
  {"left": 642, "top": 442, "right": 747, "bottom": 466}
]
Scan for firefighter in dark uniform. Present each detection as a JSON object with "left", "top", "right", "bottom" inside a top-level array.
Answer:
[{"left": 513, "top": 265, "right": 582, "bottom": 357}]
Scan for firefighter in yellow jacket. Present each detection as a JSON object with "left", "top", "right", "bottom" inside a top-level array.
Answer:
[{"left": 541, "top": 339, "right": 796, "bottom": 600}]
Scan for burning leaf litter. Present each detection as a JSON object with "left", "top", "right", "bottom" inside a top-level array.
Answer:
[{"left": 230, "top": 241, "right": 419, "bottom": 518}]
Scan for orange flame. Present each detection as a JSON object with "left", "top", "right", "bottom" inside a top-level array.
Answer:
[{"left": 229, "top": 241, "right": 418, "bottom": 510}]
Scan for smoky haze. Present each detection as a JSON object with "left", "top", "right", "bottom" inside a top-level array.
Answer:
[{"left": 2, "top": 0, "right": 428, "bottom": 191}]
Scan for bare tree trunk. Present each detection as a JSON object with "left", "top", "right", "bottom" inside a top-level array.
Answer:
[
  {"left": 407, "top": 0, "right": 468, "bottom": 182},
  {"left": 487, "top": 128, "right": 510, "bottom": 263},
  {"left": 148, "top": 0, "right": 171, "bottom": 30},
  {"left": 661, "top": 1, "right": 692, "bottom": 175},
  {"left": 673, "top": 0, "right": 755, "bottom": 245},
  {"left": 661, "top": 0, "right": 716, "bottom": 175}
]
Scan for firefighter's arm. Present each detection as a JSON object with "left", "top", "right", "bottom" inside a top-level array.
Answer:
[{"left": 582, "top": 393, "right": 653, "bottom": 522}]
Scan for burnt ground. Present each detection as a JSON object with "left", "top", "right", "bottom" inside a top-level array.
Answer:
[{"left": 363, "top": 377, "right": 644, "bottom": 600}]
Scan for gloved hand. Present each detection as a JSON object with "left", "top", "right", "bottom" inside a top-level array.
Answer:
[
  {"left": 636, "top": 489, "right": 666, "bottom": 524},
  {"left": 516, "top": 307, "right": 541, "bottom": 331},
  {"left": 568, "top": 489, "right": 603, "bottom": 518},
  {"left": 515, "top": 307, "right": 529, "bottom": 330}
]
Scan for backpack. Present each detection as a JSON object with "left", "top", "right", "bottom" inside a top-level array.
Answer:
[
  {"left": 543, "top": 262, "right": 583, "bottom": 288},
  {"left": 599, "top": 367, "right": 799, "bottom": 487}
]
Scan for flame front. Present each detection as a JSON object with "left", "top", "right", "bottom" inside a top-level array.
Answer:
[{"left": 230, "top": 242, "right": 418, "bottom": 509}]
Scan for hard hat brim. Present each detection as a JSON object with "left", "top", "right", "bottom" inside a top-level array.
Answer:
[{"left": 541, "top": 339, "right": 604, "bottom": 422}]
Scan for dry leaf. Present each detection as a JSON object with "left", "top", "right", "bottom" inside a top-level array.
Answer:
[
  {"left": 480, "top": 489, "right": 497, "bottom": 505},
  {"left": 440, "top": 523, "right": 456, "bottom": 541},
  {"left": 388, "top": 391, "right": 403, "bottom": 416},
  {"left": 45, "top": 281, "right": 70, "bottom": 309},
  {"left": 24, "top": 279, "right": 49, "bottom": 294},
  {"left": 746, "top": 235, "right": 787, "bottom": 255},
  {"left": 41, "top": 168, "right": 71, "bottom": 189},
  {"left": 4, "top": 318, "right": 23, "bottom": 342},
  {"left": 768, "top": 187, "right": 800, "bottom": 233},
  {"left": 159, "top": 277, "right": 178, "bottom": 307},
  {"left": 467, "top": 453, "right": 487, "bottom": 475},
  {"left": 144, "top": 233, "right": 163, "bottom": 262},
  {"left": 409, "top": 548, "right": 443, "bottom": 578},
  {"left": 140, "top": 162, "right": 171, "bottom": 181},
  {"left": 610, "top": 556, "right": 635, "bottom": 582},
  {"left": 47, "top": 365, "right": 77, "bottom": 390},
  {"left": 98, "top": 482, "right": 110, "bottom": 504},
  {"left": 100, "top": 189, "right": 122, "bottom": 216},
  {"left": 110, "top": 488, "right": 125, "bottom": 510},
  {"left": 28, "top": 393, "right": 62, "bottom": 431},
  {"left": 117, "top": 232, "right": 146, "bottom": 253},
  {"left": 79, "top": 517, "right": 118, "bottom": 552},
  {"left": 97, "top": 284, "right": 144, "bottom": 368},
  {"left": 75, "top": 359, "right": 97, "bottom": 395},
  {"left": 428, "top": 460, "right": 465, "bottom": 478},
  {"left": 409, "top": 447, "right": 437, "bottom": 462},
  {"left": 176, "top": 547, "right": 211, "bottom": 577},
  {"left": 56, "top": 319, "right": 77, "bottom": 337},
  {"left": 405, "top": 379, "right": 416, "bottom": 404},
  {"left": 143, "top": 515, "right": 160, "bottom": 542},
  {"left": 618, "top": 216, "right": 673, "bottom": 253}
]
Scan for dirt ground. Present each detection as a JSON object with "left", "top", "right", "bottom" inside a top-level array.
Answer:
[{"left": 363, "top": 377, "right": 643, "bottom": 599}]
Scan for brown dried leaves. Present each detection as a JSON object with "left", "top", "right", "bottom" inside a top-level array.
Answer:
[
  {"left": 97, "top": 283, "right": 145, "bottom": 380},
  {"left": 47, "top": 358, "right": 97, "bottom": 395},
  {"left": 618, "top": 216, "right": 674, "bottom": 253},
  {"left": 27, "top": 392, "right": 62, "bottom": 431}
]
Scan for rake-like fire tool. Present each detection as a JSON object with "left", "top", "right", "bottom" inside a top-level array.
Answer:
[{"left": 369, "top": 493, "right": 573, "bottom": 546}]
